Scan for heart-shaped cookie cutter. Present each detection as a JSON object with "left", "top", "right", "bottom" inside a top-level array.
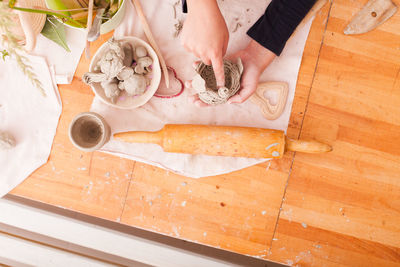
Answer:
[
  {"left": 251, "top": 82, "right": 289, "bottom": 120},
  {"left": 154, "top": 66, "right": 184, "bottom": 98}
]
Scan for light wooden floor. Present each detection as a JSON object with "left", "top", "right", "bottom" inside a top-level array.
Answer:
[{"left": 9, "top": 0, "right": 400, "bottom": 266}]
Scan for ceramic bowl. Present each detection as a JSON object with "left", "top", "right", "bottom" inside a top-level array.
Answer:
[
  {"left": 44, "top": 0, "right": 127, "bottom": 34},
  {"left": 88, "top": 36, "right": 161, "bottom": 109},
  {"left": 100, "top": 0, "right": 128, "bottom": 35}
]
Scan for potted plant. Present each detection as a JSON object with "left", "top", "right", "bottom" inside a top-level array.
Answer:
[{"left": 0, "top": 0, "right": 127, "bottom": 94}]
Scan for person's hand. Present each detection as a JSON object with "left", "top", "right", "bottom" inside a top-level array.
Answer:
[
  {"left": 186, "top": 40, "right": 276, "bottom": 107},
  {"left": 227, "top": 40, "right": 276, "bottom": 104},
  {"left": 181, "top": 0, "right": 228, "bottom": 87}
]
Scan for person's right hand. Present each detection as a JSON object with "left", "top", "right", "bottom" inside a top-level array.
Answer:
[{"left": 180, "top": 0, "right": 229, "bottom": 87}]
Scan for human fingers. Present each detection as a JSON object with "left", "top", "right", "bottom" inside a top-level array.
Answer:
[
  {"left": 185, "top": 61, "right": 201, "bottom": 88},
  {"left": 189, "top": 94, "right": 210, "bottom": 107},
  {"left": 192, "top": 61, "right": 201, "bottom": 69},
  {"left": 194, "top": 99, "right": 210, "bottom": 107},
  {"left": 200, "top": 55, "right": 211, "bottom": 66},
  {"left": 185, "top": 80, "right": 192, "bottom": 89},
  {"left": 227, "top": 94, "right": 242, "bottom": 104},
  {"left": 228, "top": 83, "right": 257, "bottom": 104},
  {"left": 228, "top": 67, "right": 260, "bottom": 104},
  {"left": 211, "top": 53, "right": 225, "bottom": 87},
  {"left": 188, "top": 94, "right": 197, "bottom": 102}
]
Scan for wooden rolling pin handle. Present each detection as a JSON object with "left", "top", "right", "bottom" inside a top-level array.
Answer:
[
  {"left": 285, "top": 137, "right": 332, "bottom": 153},
  {"left": 114, "top": 131, "right": 162, "bottom": 146}
]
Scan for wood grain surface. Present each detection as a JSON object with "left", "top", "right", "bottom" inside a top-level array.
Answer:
[{"left": 9, "top": 0, "right": 400, "bottom": 266}]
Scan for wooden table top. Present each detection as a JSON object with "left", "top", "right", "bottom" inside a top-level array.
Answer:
[{"left": 9, "top": 0, "right": 400, "bottom": 266}]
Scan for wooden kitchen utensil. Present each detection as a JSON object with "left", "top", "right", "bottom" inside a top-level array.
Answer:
[
  {"left": 344, "top": 0, "right": 398, "bottom": 35},
  {"left": 85, "top": 0, "right": 94, "bottom": 58},
  {"left": 114, "top": 124, "right": 332, "bottom": 159},
  {"left": 131, "top": 0, "right": 169, "bottom": 88}
]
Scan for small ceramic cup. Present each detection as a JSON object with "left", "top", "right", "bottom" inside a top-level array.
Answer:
[{"left": 68, "top": 112, "right": 111, "bottom": 152}]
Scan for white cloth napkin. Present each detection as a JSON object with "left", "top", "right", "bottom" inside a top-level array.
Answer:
[
  {"left": 0, "top": 55, "right": 62, "bottom": 197},
  {"left": 32, "top": 26, "right": 87, "bottom": 84},
  {"left": 90, "top": 0, "right": 313, "bottom": 178}
]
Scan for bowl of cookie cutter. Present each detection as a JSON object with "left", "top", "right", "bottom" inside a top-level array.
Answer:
[{"left": 83, "top": 36, "right": 161, "bottom": 109}]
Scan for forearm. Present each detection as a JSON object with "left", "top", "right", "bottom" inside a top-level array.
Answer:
[
  {"left": 185, "top": 0, "right": 218, "bottom": 12},
  {"left": 247, "top": 0, "right": 317, "bottom": 56},
  {"left": 184, "top": 0, "right": 222, "bottom": 22}
]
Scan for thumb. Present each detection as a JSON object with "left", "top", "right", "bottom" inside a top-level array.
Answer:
[
  {"left": 211, "top": 55, "right": 225, "bottom": 87},
  {"left": 227, "top": 94, "right": 243, "bottom": 104},
  {"left": 228, "top": 88, "right": 255, "bottom": 104},
  {"left": 228, "top": 80, "right": 259, "bottom": 104}
]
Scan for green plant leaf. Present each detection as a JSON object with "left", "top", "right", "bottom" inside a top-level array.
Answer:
[
  {"left": 41, "top": 17, "right": 71, "bottom": 52},
  {"left": 1, "top": 50, "right": 9, "bottom": 61}
]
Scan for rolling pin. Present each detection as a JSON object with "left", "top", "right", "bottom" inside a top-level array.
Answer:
[{"left": 113, "top": 124, "right": 332, "bottom": 159}]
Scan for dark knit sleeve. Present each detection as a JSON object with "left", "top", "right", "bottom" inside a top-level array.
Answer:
[
  {"left": 182, "top": 0, "right": 316, "bottom": 56},
  {"left": 247, "top": 0, "right": 316, "bottom": 56},
  {"left": 182, "top": 0, "right": 187, "bottom": 13}
]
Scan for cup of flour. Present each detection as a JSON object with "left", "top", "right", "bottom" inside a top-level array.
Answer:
[{"left": 68, "top": 112, "right": 111, "bottom": 152}]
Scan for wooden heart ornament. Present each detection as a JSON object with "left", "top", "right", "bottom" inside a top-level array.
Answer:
[{"left": 250, "top": 81, "right": 289, "bottom": 120}]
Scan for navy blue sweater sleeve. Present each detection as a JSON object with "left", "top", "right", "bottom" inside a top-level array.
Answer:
[
  {"left": 182, "top": 0, "right": 316, "bottom": 56},
  {"left": 247, "top": 0, "right": 316, "bottom": 56}
]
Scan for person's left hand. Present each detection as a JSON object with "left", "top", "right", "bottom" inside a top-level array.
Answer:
[{"left": 186, "top": 40, "right": 277, "bottom": 107}]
